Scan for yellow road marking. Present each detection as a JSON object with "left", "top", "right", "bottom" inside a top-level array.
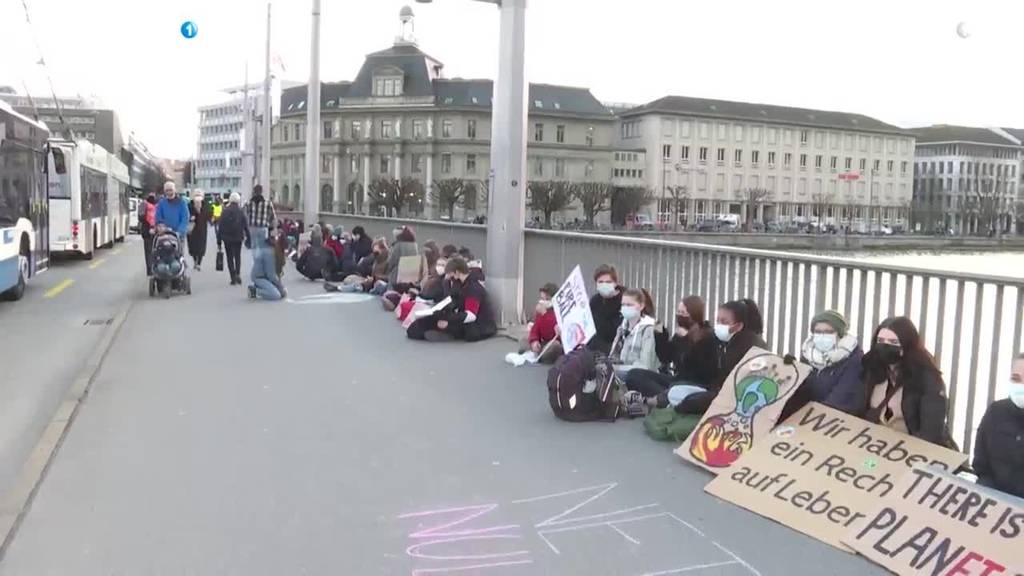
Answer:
[
  {"left": 88, "top": 258, "right": 107, "bottom": 270},
  {"left": 44, "top": 279, "right": 74, "bottom": 299}
]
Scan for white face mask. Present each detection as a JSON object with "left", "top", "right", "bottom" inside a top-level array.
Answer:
[
  {"left": 435, "top": 264, "right": 446, "bottom": 275},
  {"left": 537, "top": 299, "right": 552, "bottom": 310},
  {"left": 1009, "top": 382, "right": 1024, "bottom": 409},
  {"left": 621, "top": 305, "right": 641, "bottom": 320},
  {"left": 813, "top": 333, "right": 838, "bottom": 353},
  {"left": 596, "top": 282, "right": 617, "bottom": 298},
  {"left": 714, "top": 323, "right": 734, "bottom": 343}
]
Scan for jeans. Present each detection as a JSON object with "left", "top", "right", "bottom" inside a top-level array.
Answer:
[
  {"left": 224, "top": 241, "right": 242, "bottom": 278},
  {"left": 369, "top": 280, "right": 389, "bottom": 296},
  {"left": 253, "top": 278, "right": 282, "bottom": 300},
  {"left": 248, "top": 226, "right": 268, "bottom": 258}
]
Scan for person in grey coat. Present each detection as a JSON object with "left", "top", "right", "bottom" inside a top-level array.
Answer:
[
  {"left": 248, "top": 232, "right": 287, "bottom": 301},
  {"left": 386, "top": 225, "right": 420, "bottom": 286}
]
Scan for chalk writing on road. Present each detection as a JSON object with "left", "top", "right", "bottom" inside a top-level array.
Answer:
[{"left": 396, "top": 482, "right": 761, "bottom": 576}]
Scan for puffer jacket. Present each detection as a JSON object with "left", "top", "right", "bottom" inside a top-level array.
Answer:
[{"left": 609, "top": 315, "right": 658, "bottom": 376}]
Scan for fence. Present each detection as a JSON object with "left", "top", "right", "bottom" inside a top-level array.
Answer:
[{"left": 289, "top": 211, "right": 1024, "bottom": 453}]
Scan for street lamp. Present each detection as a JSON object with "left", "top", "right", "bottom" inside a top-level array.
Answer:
[{"left": 417, "top": 0, "right": 527, "bottom": 327}]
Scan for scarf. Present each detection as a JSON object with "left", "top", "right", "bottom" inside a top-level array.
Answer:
[{"left": 801, "top": 333, "right": 858, "bottom": 371}]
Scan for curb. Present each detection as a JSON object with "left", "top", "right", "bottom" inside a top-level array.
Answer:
[{"left": 0, "top": 299, "right": 135, "bottom": 561}]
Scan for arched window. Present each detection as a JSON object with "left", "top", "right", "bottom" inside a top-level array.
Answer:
[
  {"left": 321, "top": 184, "right": 334, "bottom": 212},
  {"left": 281, "top": 185, "right": 289, "bottom": 205}
]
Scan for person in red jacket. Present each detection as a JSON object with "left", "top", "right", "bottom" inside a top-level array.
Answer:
[{"left": 516, "top": 283, "right": 563, "bottom": 364}]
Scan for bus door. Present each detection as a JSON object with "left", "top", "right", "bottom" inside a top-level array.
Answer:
[{"left": 47, "top": 146, "right": 74, "bottom": 251}]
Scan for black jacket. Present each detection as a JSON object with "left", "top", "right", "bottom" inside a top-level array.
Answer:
[
  {"left": 860, "top": 355, "right": 955, "bottom": 449},
  {"left": 443, "top": 274, "right": 496, "bottom": 342},
  {"left": 296, "top": 246, "right": 336, "bottom": 281},
  {"left": 654, "top": 323, "right": 718, "bottom": 386},
  {"left": 588, "top": 291, "right": 623, "bottom": 353},
  {"left": 218, "top": 204, "right": 248, "bottom": 243},
  {"left": 712, "top": 330, "right": 768, "bottom": 392},
  {"left": 972, "top": 399, "right": 1024, "bottom": 498},
  {"left": 350, "top": 235, "right": 373, "bottom": 263}
]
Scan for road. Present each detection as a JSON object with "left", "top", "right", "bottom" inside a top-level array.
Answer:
[{"left": 0, "top": 235, "right": 883, "bottom": 575}]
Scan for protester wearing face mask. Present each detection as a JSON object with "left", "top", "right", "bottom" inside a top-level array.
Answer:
[
  {"left": 971, "top": 353, "right": 1024, "bottom": 498},
  {"left": 407, "top": 257, "right": 496, "bottom": 342},
  {"left": 522, "top": 283, "right": 563, "bottom": 363},
  {"left": 779, "top": 310, "right": 864, "bottom": 421},
  {"left": 607, "top": 288, "right": 658, "bottom": 380},
  {"left": 587, "top": 264, "right": 624, "bottom": 354},
  {"left": 623, "top": 295, "right": 717, "bottom": 413},
  {"left": 860, "top": 317, "right": 954, "bottom": 448}
]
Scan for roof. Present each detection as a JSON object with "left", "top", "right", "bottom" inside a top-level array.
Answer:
[
  {"left": 0, "top": 99, "right": 50, "bottom": 132},
  {"left": 347, "top": 43, "right": 442, "bottom": 99},
  {"left": 622, "top": 95, "right": 910, "bottom": 136},
  {"left": 999, "top": 127, "right": 1024, "bottom": 144},
  {"left": 281, "top": 82, "right": 352, "bottom": 114},
  {"left": 910, "top": 125, "right": 1019, "bottom": 146},
  {"left": 434, "top": 80, "right": 612, "bottom": 117}
]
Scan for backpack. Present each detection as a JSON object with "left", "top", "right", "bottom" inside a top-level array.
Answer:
[
  {"left": 643, "top": 407, "right": 700, "bottom": 442},
  {"left": 547, "top": 348, "right": 620, "bottom": 422}
]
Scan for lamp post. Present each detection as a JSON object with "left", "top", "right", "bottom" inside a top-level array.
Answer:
[
  {"left": 417, "top": 0, "right": 527, "bottom": 327},
  {"left": 303, "top": 0, "right": 322, "bottom": 229}
]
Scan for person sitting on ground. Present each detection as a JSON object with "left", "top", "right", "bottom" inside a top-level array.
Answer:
[
  {"left": 349, "top": 226, "right": 373, "bottom": 263},
  {"left": 249, "top": 231, "right": 287, "bottom": 301},
  {"left": 673, "top": 298, "right": 768, "bottom": 416},
  {"left": 859, "top": 316, "right": 955, "bottom": 448},
  {"left": 295, "top": 226, "right": 336, "bottom": 281},
  {"left": 326, "top": 238, "right": 389, "bottom": 293},
  {"left": 385, "top": 226, "right": 420, "bottom": 286},
  {"left": 441, "top": 244, "right": 458, "bottom": 259},
  {"left": 587, "top": 264, "right": 624, "bottom": 354},
  {"left": 972, "top": 352, "right": 1024, "bottom": 498},
  {"left": 406, "top": 257, "right": 496, "bottom": 343},
  {"left": 607, "top": 288, "right": 659, "bottom": 379},
  {"left": 324, "top": 225, "right": 344, "bottom": 261},
  {"left": 623, "top": 295, "right": 717, "bottom": 412},
  {"left": 779, "top": 310, "right": 864, "bottom": 421},
  {"left": 511, "top": 283, "right": 563, "bottom": 364}
]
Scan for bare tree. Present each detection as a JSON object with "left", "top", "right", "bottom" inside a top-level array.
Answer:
[
  {"left": 735, "top": 187, "right": 773, "bottom": 232},
  {"left": 528, "top": 180, "right": 575, "bottom": 228},
  {"left": 610, "top": 186, "right": 654, "bottom": 227},
  {"left": 809, "top": 192, "right": 837, "bottom": 232},
  {"left": 666, "top": 185, "right": 690, "bottom": 230},
  {"left": 573, "top": 182, "right": 613, "bottom": 228},
  {"left": 367, "top": 177, "right": 424, "bottom": 217},
  {"left": 429, "top": 178, "right": 473, "bottom": 221}
]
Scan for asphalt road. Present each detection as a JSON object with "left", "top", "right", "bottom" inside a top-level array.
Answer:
[
  {"left": 0, "top": 235, "right": 884, "bottom": 575},
  {"left": 0, "top": 236, "right": 142, "bottom": 497}
]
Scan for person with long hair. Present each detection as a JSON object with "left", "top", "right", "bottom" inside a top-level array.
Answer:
[
  {"left": 622, "top": 295, "right": 717, "bottom": 413},
  {"left": 608, "top": 288, "right": 659, "bottom": 380},
  {"left": 860, "top": 316, "right": 954, "bottom": 448}
]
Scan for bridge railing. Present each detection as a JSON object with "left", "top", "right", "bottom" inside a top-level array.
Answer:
[{"left": 287, "top": 211, "right": 1024, "bottom": 453}]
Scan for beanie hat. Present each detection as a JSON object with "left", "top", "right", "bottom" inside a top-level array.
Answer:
[
  {"left": 811, "top": 310, "right": 848, "bottom": 337},
  {"left": 310, "top": 227, "right": 323, "bottom": 247}
]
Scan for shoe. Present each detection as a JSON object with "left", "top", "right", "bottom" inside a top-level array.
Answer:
[
  {"left": 324, "top": 282, "right": 339, "bottom": 293},
  {"left": 248, "top": 285, "right": 257, "bottom": 299},
  {"left": 424, "top": 330, "right": 454, "bottom": 343},
  {"left": 195, "top": 264, "right": 201, "bottom": 272}
]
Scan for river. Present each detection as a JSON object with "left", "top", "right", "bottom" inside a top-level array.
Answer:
[{"left": 837, "top": 250, "right": 1024, "bottom": 279}]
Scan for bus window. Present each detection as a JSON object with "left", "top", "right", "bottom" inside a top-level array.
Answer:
[{"left": 51, "top": 148, "right": 66, "bottom": 174}]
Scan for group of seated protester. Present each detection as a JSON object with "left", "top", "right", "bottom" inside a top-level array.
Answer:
[{"left": 517, "top": 262, "right": 1024, "bottom": 500}]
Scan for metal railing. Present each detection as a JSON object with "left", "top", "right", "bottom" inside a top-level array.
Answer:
[{"left": 290, "top": 211, "right": 1024, "bottom": 453}]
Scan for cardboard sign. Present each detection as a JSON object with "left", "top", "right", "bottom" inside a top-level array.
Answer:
[
  {"left": 676, "top": 347, "right": 808, "bottom": 473},
  {"left": 704, "top": 403, "right": 968, "bottom": 550},
  {"left": 553, "top": 265, "right": 596, "bottom": 352},
  {"left": 397, "top": 254, "right": 425, "bottom": 284},
  {"left": 845, "top": 468, "right": 1024, "bottom": 576}
]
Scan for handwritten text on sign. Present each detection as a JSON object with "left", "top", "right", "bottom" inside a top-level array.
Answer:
[
  {"left": 553, "top": 265, "right": 596, "bottom": 352},
  {"left": 704, "top": 402, "right": 968, "bottom": 550},
  {"left": 845, "top": 467, "right": 1023, "bottom": 576}
]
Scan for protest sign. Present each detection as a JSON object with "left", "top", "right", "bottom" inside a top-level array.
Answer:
[
  {"left": 845, "top": 468, "right": 1023, "bottom": 576},
  {"left": 676, "top": 348, "right": 808, "bottom": 473},
  {"left": 552, "top": 265, "right": 596, "bottom": 352},
  {"left": 704, "top": 402, "right": 968, "bottom": 550}
]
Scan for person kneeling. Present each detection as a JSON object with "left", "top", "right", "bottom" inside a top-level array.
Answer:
[
  {"left": 249, "top": 232, "right": 287, "bottom": 301},
  {"left": 407, "top": 257, "right": 496, "bottom": 343}
]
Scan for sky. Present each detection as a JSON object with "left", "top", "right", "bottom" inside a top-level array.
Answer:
[{"left": 1, "top": 0, "right": 1021, "bottom": 160}]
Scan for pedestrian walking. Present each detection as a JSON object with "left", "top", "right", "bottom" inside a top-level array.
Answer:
[
  {"left": 244, "top": 184, "right": 275, "bottom": 260},
  {"left": 218, "top": 192, "right": 248, "bottom": 285},
  {"left": 138, "top": 192, "right": 158, "bottom": 275},
  {"left": 187, "top": 190, "right": 213, "bottom": 271}
]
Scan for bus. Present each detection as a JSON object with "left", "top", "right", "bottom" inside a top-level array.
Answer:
[
  {"left": 47, "top": 139, "right": 129, "bottom": 258},
  {"left": 0, "top": 101, "right": 49, "bottom": 301}
]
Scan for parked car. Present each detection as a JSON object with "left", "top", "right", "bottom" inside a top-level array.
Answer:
[
  {"left": 696, "top": 220, "right": 720, "bottom": 232},
  {"left": 128, "top": 197, "right": 140, "bottom": 234}
]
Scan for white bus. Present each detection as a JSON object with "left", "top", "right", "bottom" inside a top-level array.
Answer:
[
  {"left": 47, "top": 139, "right": 129, "bottom": 258},
  {"left": 0, "top": 101, "right": 50, "bottom": 301}
]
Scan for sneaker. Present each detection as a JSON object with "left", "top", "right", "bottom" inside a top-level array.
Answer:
[
  {"left": 195, "top": 264, "right": 201, "bottom": 272},
  {"left": 424, "top": 330, "right": 454, "bottom": 343},
  {"left": 248, "top": 285, "right": 257, "bottom": 299}
]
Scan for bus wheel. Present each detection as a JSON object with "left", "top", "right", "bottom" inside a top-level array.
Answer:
[{"left": 1, "top": 252, "right": 28, "bottom": 301}]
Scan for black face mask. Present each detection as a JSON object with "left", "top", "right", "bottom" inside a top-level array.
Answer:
[
  {"left": 676, "top": 316, "right": 694, "bottom": 330},
  {"left": 875, "top": 343, "right": 903, "bottom": 365}
]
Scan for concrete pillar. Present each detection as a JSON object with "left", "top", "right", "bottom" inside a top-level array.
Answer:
[
  {"left": 362, "top": 154, "right": 371, "bottom": 214},
  {"left": 424, "top": 155, "right": 435, "bottom": 220},
  {"left": 394, "top": 152, "right": 402, "bottom": 180},
  {"left": 332, "top": 155, "right": 342, "bottom": 213}
]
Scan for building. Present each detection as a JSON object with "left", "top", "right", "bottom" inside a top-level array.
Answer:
[
  {"left": 0, "top": 92, "right": 124, "bottom": 156},
  {"left": 269, "top": 9, "right": 641, "bottom": 223},
  {"left": 617, "top": 96, "right": 916, "bottom": 230},
  {"left": 1000, "top": 127, "right": 1024, "bottom": 234},
  {"left": 195, "top": 85, "right": 266, "bottom": 200},
  {"left": 909, "top": 126, "right": 1020, "bottom": 235}
]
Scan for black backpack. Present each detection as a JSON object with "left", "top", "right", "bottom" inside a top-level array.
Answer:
[{"left": 547, "top": 348, "right": 620, "bottom": 422}]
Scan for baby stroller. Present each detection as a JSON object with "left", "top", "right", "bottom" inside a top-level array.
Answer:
[{"left": 149, "top": 227, "right": 191, "bottom": 298}]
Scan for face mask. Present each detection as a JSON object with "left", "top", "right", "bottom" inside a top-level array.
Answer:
[
  {"left": 714, "top": 323, "right": 734, "bottom": 343},
  {"left": 813, "top": 333, "right": 838, "bottom": 353},
  {"left": 621, "top": 305, "right": 640, "bottom": 320},
  {"left": 537, "top": 299, "right": 552, "bottom": 310},
  {"left": 1008, "top": 382, "right": 1024, "bottom": 409},
  {"left": 596, "top": 282, "right": 617, "bottom": 298},
  {"left": 875, "top": 343, "right": 903, "bottom": 365},
  {"left": 676, "top": 316, "right": 693, "bottom": 329}
]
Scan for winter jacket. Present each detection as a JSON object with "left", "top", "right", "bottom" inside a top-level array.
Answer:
[
  {"left": 972, "top": 399, "right": 1024, "bottom": 498},
  {"left": 529, "top": 308, "right": 558, "bottom": 346},
  {"left": 859, "top": 355, "right": 955, "bottom": 449},
  {"left": 654, "top": 323, "right": 718, "bottom": 386},
  {"left": 325, "top": 237, "right": 344, "bottom": 260},
  {"left": 349, "top": 235, "right": 373, "bottom": 263},
  {"left": 139, "top": 199, "right": 157, "bottom": 237},
  {"left": 712, "top": 330, "right": 768, "bottom": 392},
  {"left": 187, "top": 201, "right": 213, "bottom": 257},
  {"left": 609, "top": 316, "right": 659, "bottom": 376},
  {"left": 251, "top": 242, "right": 284, "bottom": 293},
  {"left": 781, "top": 345, "right": 865, "bottom": 421},
  {"left": 296, "top": 246, "right": 336, "bottom": 281},
  {"left": 155, "top": 197, "right": 190, "bottom": 237},
  {"left": 244, "top": 195, "right": 276, "bottom": 229},
  {"left": 588, "top": 291, "right": 623, "bottom": 353},
  {"left": 445, "top": 274, "right": 497, "bottom": 341},
  {"left": 386, "top": 240, "right": 419, "bottom": 285},
  {"left": 218, "top": 204, "right": 248, "bottom": 243}
]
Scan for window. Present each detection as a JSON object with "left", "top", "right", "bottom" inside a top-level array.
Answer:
[
  {"left": 321, "top": 155, "right": 332, "bottom": 173},
  {"left": 555, "top": 158, "right": 566, "bottom": 178},
  {"left": 442, "top": 119, "right": 453, "bottom": 138},
  {"left": 735, "top": 125, "right": 744, "bottom": 142},
  {"left": 717, "top": 148, "right": 726, "bottom": 163},
  {"left": 680, "top": 145, "right": 690, "bottom": 161},
  {"left": 815, "top": 155, "right": 823, "bottom": 169},
  {"left": 467, "top": 154, "right": 477, "bottom": 174},
  {"left": 294, "top": 124, "right": 302, "bottom": 141},
  {"left": 901, "top": 161, "right": 907, "bottom": 175},
  {"left": 699, "top": 147, "right": 708, "bottom": 162},
  {"left": 380, "top": 155, "right": 391, "bottom": 175},
  {"left": 873, "top": 159, "right": 880, "bottom": 172},
  {"left": 373, "top": 76, "right": 403, "bottom": 96},
  {"left": 734, "top": 149, "right": 743, "bottom": 164},
  {"left": 698, "top": 122, "right": 709, "bottom": 139},
  {"left": 586, "top": 126, "right": 594, "bottom": 147},
  {"left": 751, "top": 126, "right": 762, "bottom": 143},
  {"left": 413, "top": 120, "right": 424, "bottom": 140},
  {"left": 783, "top": 129, "right": 793, "bottom": 146},
  {"left": 350, "top": 154, "right": 359, "bottom": 173},
  {"left": 412, "top": 154, "right": 423, "bottom": 173},
  {"left": 799, "top": 154, "right": 807, "bottom": 169},
  {"left": 887, "top": 160, "right": 894, "bottom": 173},
  {"left": 534, "top": 123, "right": 544, "bottom": 142},
  {"left": 939, "top": 162, "right": 945, "bottom": 175},
  {"left": 815, "top": 131, "right": 825, "bottom": 148},
  {"left": 351, "top": 121, "right": 361, "bottom": 140},
  {"left": 783, "top": 152, "right": 791, "bottom": 167},
  {"left": 534, "top": 158, "right": 544, "bottom": 177},
  {"left": 323, "top": 121, "right": 333, "bottom": 139},
  {"left": 717, "top": 123, "right": 727, "bottom": 139},
  {"left": 829, "top": 133, "right": 839, "bottom": 149},
  {"left": 556, "top": 125, "right": 565, "bottom": 144},
  {"left": 680, "top": 121, "right": 691, "bottom": 138},
  {"left": 441, "top": 154, "right": 452, "bottom": 174},
  {"left": 467, "top": 119, "right": 477, "bottom": 140},
  {"left": 873, "top": 137, "right": 882, "bottom": 152},
  {"left": 800, "top": 130, "right": 809, "bottom": 145},
  {"left": 663, "top": 144, "right": 672, "bottom": 159},
  {"left": 887, "top": 139, "right": 896, "bottom": 153},
  {"left": 715, "top": 174, "right": 725, "bottom": 192},
  {"left": 860, "top": 158, "right": 866, "bottom": 171},
  {"left": 947, "top": 161, "right": 953, "bottom": 173},
  {"left": 380, "top": 120, "right": 393, "bottom": 139},
  {"left": 844, "top": 157, "right": 852, "bottom": 170},
  {"left": 828, "top": 156, "right": 837, "bottom": 170},
  {"left": 752, "top": 150, "right": 760, "bottom": 165},
  {"left": 844, "top": 134, "right": 854, "bottom": 150},
  {"left": 859, "top": 136, "right": 869, "bottom": 151},
  {"left": 767, "top": 127, "right": 778, "bottom": 145}
]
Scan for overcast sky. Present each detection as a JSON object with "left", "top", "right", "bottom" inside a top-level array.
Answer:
[{"left": 1, "top": 0, "right": 1020, "bottom": 159}]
